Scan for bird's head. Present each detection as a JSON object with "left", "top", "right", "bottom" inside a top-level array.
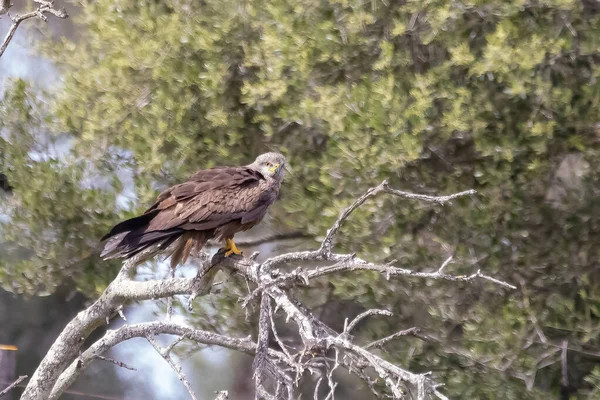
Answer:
[{"left": 252, "top": 152, "right": 287, "bottom": 181}]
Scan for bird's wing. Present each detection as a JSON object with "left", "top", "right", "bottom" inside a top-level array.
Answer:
[{"left": 144, "top": 166, "right": 273, "bottom": 232}]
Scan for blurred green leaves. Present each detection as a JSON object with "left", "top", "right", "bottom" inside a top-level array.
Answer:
[{"left": 0, "top": 80, "right": 121, "bottom": 294}]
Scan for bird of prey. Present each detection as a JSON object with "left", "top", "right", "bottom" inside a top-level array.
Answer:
[{"left": 100, "top": 152, "right": 286, "bottom": 267}]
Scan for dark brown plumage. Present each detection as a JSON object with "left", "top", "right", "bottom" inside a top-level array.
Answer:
[{"left": 101, "top": 152, "right": 286, "bottom": 267}]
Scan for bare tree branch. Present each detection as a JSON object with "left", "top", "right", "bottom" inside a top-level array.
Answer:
[
  {"left": 94, "top": 356, "right": 136, "bottom": 371},
  {"left": 48, "top": 321, "right": 283, "bottom": 400},
  {"left": 561, "top": 339, "right": 569, "bottom": 389},
  {"left": 365, "top": 328, "right": 422, "bottom": 350},
  {"left": 22, "top": 251, "right": 217, "bottom": 400},
  {"left": 345, "top": 309, "right": 393, "bottom": 334},
  {"left": 0, "top": 0, "right": 68, "bottom": 58},
  {"left": 325, "top": 348, "right": 340, "bottom": 400},
  {"left": 307, "top": 261, "right": 517, "bottom": 290},
  {"left": 250, "top": 249, "right": 515, "bottom": 304},
  {"left": 147, "top": 335, "right": 197, "bottom": 400},
  {"left": 0, "top": 375, "right": 27, "bottom": 398},
  {"left": 314, "top": 377, "right": 323, "bottom": 400},
  {"left": 20, "top": 182, "right": 514, "bottom": 400},
  {"left": 269, "top": 304, "right": 292, "bottom": 358},
  {"left": 320, "top": 180, "right": 475, "bottom": 254},
  {"left": 436, "top": 255, "right": 453, "bottom": 274}
]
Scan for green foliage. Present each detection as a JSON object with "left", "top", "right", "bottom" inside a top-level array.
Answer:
[
  {"left": 0, "top": 80, "right": 121, "bottom": 294},
  {"left": 2, "top": 0, "right": 600, "bottom": 397}
]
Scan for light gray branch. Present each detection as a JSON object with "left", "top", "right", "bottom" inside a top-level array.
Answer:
[
  {"left": 48, "top": 321, "right": 279, "bottom": 400},
  {"left": 365, "top": 327, "right": 422, "bottom": 350},
  {"left": 0, "top": 375, "right": 27, "bottom": 398},
  {"left": 269, "top": 304, "right": 292, "bottom": 358},
  {"left": 253, "top": 294, "right": 271, "bottom": 392},
  {"left": 214, "top": 391, "right": 229, "bottom": 400},
  {"left": 0, "top": 0, "right": 67, "bottom": 58},
  {"left": 23, "top": 256, "right": 216, "bottom": 400},
  {"left": 326, "top": 336, "right": 448, "bottom": 400},
  {"left": 166, "top": 266, "right": 176, "bottom": 320},
  {"left": 147, "top": 335, "right": 197, "bottom": 400},
  {"left": 254, "top": 251, "right": 516, "bottom": 298},
  {"left": 314, "top": 377, "right": 323, "bottom": 400},
  {"left": 319, "top": 180, "right": 475, "bottom": 254},
  {"left": 21, "top": 182, "right": 513, "bottom": 400},
  {"left": 306, "top": 259, "right": 517, "bottom": 290},
  {"left": 345, "top": 309, "right": 393, "bottom": 334},
  {"left": 94, "top": 355, "right": 136, "bottom": 371},
  {"left": 212, "top": 252, "right": 453, "bottom": 398},
  {"left": 325, "top": 348, "right": 340, "bottom": 400}
]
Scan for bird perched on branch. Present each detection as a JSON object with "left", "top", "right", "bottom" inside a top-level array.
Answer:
[{"left": 100, "top": 152, "right": 286, "bottom": 268}]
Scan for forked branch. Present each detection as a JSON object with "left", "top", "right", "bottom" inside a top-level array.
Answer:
[
  {"left": 20, "top": 182, "right": 514, "bottom": 400},
  {"left": 0, "top": 0, "right": 68, "bottom": 58}
]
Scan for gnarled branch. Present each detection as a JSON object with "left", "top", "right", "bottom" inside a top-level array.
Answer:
[{"left": 21, "top": 182, "right": 514, "bottom": 400}]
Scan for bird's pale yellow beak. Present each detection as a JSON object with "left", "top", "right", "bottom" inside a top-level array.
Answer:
[{"left": 269, "top": 163, "right": 280, "bottom": 173}]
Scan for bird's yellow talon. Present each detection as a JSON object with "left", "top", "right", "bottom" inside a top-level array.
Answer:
[
  {"left": 224, "top": 248, "right": 243, "bottom": 257},
  {"left": 224, "top": 238, "right": 243, "bottom": 257}
]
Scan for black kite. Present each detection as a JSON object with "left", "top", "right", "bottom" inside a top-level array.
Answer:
[{"left": 101, "top": 152, "right": 286, "bottom": 267}]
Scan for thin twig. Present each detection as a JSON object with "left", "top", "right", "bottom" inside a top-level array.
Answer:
[
  {"left": 147, "top": 335, "right": 198, "bottom": 400},
  {"left": 1, "top": 11, "right": 37, "bottom": 57},
  {"left": 0, "top": 0, "right": 68, "bottom": 58},
  {"left": 269, "top": 303, "right": 292, "bottom": 358},
  {"left": 320, "top": 180, "right": 476, "bottom": 254},
  {"left": 314, "top": 377, "right": 323, "bottom": 400},
  {"left": 164, "top": 334, "right": 188, "bottom": 356},
  {"left": 365, "top": 327, "right": 421, "bottom": 350},
  {"left": 307, "top": 261, "right": 517, "bottom": 290},
  {"left": 0, "top": 375, "right": 27, "bottom": 398},
  {"left": 116, "top": 305, "right": 127, "bottom": 321},
  {"left": 95, "top": 356, "right": 137, "bottom": 371},
  {"left": 325, "top": 349, "right": 340, "bottom": 400},
  {"left": 437, "top": 255, "right": 453, "bottom": 274},
  {"left": 345, "top": 309, "right": 393, "bottom": 334}
]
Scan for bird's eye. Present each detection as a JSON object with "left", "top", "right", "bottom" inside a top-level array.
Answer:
[{"left": 266, "top": 162, "right": 271, "bottom": 166}]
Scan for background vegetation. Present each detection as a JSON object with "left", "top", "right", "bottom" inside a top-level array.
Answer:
[{"left": 1, "top": 0, "right": 600, "bottom": 398}]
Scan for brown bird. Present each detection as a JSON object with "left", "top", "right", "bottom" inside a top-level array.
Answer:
[{"left": 101, "top": 152, "right": 286, "bottom": 267}]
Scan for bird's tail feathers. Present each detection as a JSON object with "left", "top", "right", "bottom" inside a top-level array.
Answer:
[
  {"left": 167, "top": 231, "right": 209, "bottom": 269},
  {"left": 100, "top": 227, "right": 181, "bottom": 260},
  {"left": 101, "top": 211, "right": 210, "bottom": 267},
  {"left": 101, "top": 211, "right": 158, "bottom": 241}
]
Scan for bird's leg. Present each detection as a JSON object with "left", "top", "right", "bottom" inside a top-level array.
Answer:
[{"left": 224, "top": 238, "right": 243, "bottom": 257}]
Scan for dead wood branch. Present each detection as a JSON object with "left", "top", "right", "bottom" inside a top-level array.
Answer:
[
  {"left": 94, "top": 356, "right": 136, "bottom": 371},
  {"left": 0, "top": 0, "right": 68, "bottom": 58},
  {"left": 21, "top": 182, "right": 513, "bottom": 400},
  {"left": 147, "top": 335, "right": 197, "bottom": 400},
  {"left": 214, "top": 391, "right": 229, "bottom": 400},
  {"left": 0, "top": 375, "right": 27, "bottom": 398}
]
